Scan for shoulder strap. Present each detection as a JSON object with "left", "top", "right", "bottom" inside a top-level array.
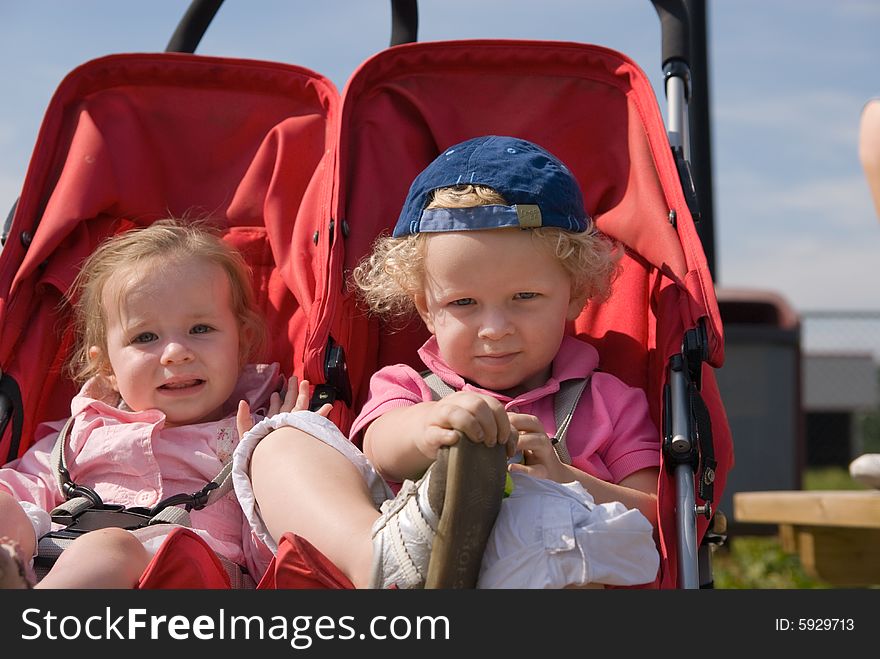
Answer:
[
  {"left": 421, "top": 370, "right": 456, "bottom": 400},
  {"left": 420, "top": 370, "right": 590, "bottom": 466},
  {"left": 551, "top": 376, "right": 591, "bottom": 465},
  {"left": 51, "top": 416, "right": 102, "bottom": 507}
]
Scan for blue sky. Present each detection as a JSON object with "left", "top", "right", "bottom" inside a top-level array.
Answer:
[{"left": 1, "top": 0, "right": 879, "bottom": 313}]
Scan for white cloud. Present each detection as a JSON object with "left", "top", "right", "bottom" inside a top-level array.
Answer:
[
  {"left": 719, "top": 169, "right": 873, "bottom": 228},
  {"left": 714, "top": 158, "right": 880, "bottom": 312},
  {"left": 719, "top": 222, "right": 880, "bottom": 311},
  {"left": 841, "top": 0, "right": 880, "bottom": 18},
  {"left": 714, "top": 90, "right": 863, "bottom": 152},
  {"left": 772, "top": 177, "right": 874, "bottom": 226}
]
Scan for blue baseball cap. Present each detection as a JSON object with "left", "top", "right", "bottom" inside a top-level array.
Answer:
[{"left": 393, "top": 135, "right": 591, "bottom": 238}]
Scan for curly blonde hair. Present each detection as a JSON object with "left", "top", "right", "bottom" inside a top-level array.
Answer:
[
  {"left": 66, "top": 219, "right": 267, "bottom": 383},
  {"left": 351, "top": 185, "right": 621, "bottom": 321}
]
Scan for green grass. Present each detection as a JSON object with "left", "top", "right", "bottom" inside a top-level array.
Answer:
[
  {"left": 711, "top": 537, "right": 830, "bottom": 589},
  {"left": 711, "top": 466, "right": 864, "bottom": 589},
  {"left": 802, "top": 466, "right": 866, "bottom": 491}
]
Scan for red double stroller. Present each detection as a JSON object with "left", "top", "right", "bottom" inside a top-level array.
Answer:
[{"left": 0, "top": 0, "right": 732, "bottom": 589}]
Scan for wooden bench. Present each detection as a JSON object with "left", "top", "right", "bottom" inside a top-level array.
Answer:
[{"left": 733, "top": 490, "right": 880, "bottom": 586}]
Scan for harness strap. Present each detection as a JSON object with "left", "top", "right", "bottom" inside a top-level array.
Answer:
[
  {"left": 150, "top": 506, "right": 193, "bottom": 526},
  {"left": 551, "top": 377, "right": 591, "bottom": 465},
  {"left": 50, "top": 496, "right": 94, "bottom": 519},
  {"left": 51, "top": 416, "right": 101, "bottom": 506},
  {"left": 420, "top": 371, "right": 590, "bottom": 465},
  {"left": 201, "top": 461, "right": 235, "bottom": 508},
  {"left": 421, "top": 372, "right": 456, "bottom": 399},
  {"left": 49, "top": 414, "right": 234, "bottom": 527}
]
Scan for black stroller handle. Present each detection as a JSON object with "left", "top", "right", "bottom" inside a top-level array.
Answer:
[
  {"left": 390, "top": 0, "right": 418, "bottom": 45},
  {"left": 165, "top": 0, "right": 224, "bottom": 53},
  {"left": 167, "top": 2, "right": 686, "bottom": 62},
  {"left": 382, "top": 1, "right": 693, "bottom": 71},
  {"left": 387, "top": 1, "right": 692, "bottom": 69},
  {"left": 650, "top": 0, "right": 690, "bottom": 68},
  {"left": 166, "top": 0, "right": 418, "bottom": 53}
]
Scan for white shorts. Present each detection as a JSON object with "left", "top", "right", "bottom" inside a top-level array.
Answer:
[
  {"left": 478, "top": 472, "right": 660, "bottom": 588},
  {"left": 231, "top": 411, "right": 393, "bottom": 554}
]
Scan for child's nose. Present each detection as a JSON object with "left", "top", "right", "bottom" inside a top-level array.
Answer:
[
  {"left": 477, "top": 309, "right": 514, "bottom": 339},
  {"left": 160, "top": 340, "right": 194, "bottom": 364}
]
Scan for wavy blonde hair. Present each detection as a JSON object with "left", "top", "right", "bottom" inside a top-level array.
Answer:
[
  {"left": 351, "top": 185, "right": 621, "bottom": 321},
  {"left": 66, "top": 219, "right": 267, "bottom": 383}
]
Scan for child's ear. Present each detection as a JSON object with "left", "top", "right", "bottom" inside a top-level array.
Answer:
[
  {"left": 413, "top": 294, "right": 436, "bottom": 334},
  {"left": 566, "top": 288, "right": 589, "bottom": 321}
]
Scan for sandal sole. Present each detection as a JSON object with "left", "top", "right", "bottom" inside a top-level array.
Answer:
[{"left": 424, "top": 438, "right": 507, "bottom": 588}]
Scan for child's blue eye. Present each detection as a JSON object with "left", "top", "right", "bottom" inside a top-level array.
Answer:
[
  {"left": 451, "top": 298, "right": 475, "bottom": 306},
  {"left": 191, "top": 324, "right": 213, "bottom": 334},
  {"left": 515, "top": 292, "right": 538, "bottom": 300},
  {"left": 131, "top": 332, "right": 158, "bottom": 344}
]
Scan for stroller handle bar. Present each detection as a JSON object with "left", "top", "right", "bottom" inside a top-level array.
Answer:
[
  {"left": 386, "top": 0, "right": 694, "bottom": 71},
  {"left": 165, "top": 0, "right": 223, "bottom": 54},
  {"left": 166, "top": 1, "right": 691, "bottom": 68},
  {"left": 165, "top": 0, "right": 419, "bottom": 53},
  {"left": 651, "top": 0, "right": 690, "bottom": 69}
]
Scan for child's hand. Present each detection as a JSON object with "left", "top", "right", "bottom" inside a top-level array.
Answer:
[
  {"left": 236, "top": 377, "right": 333, "bottom": 438},
  {"left": 417, "top": 391, "right": 518, "bottom": 459},
  {"left": 506, "top": 413, "right": 567, "bottom": 482}
]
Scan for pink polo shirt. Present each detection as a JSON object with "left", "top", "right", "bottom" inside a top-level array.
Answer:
[
  {"left": 350, "top": 336, "right": 659, "bottom": 485},
  {"left": 0, "top": 363, "right": 280, "bottom": 578}
]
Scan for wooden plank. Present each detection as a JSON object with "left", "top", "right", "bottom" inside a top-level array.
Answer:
[{"left": 733, "top": 490, "right": 880, "bottom": 529}]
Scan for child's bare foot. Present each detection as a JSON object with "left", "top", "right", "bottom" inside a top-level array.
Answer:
[{"left": 0, "top": 537, "right": 33, "bottom": 589}]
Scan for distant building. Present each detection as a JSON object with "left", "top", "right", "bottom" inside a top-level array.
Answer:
[{"left": 802, "top": 352, "right": 879, "bottom": 466}]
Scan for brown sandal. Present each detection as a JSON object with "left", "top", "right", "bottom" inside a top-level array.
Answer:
[{"left": 424, "top": 437, "right": 508, "bottom": 588}]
